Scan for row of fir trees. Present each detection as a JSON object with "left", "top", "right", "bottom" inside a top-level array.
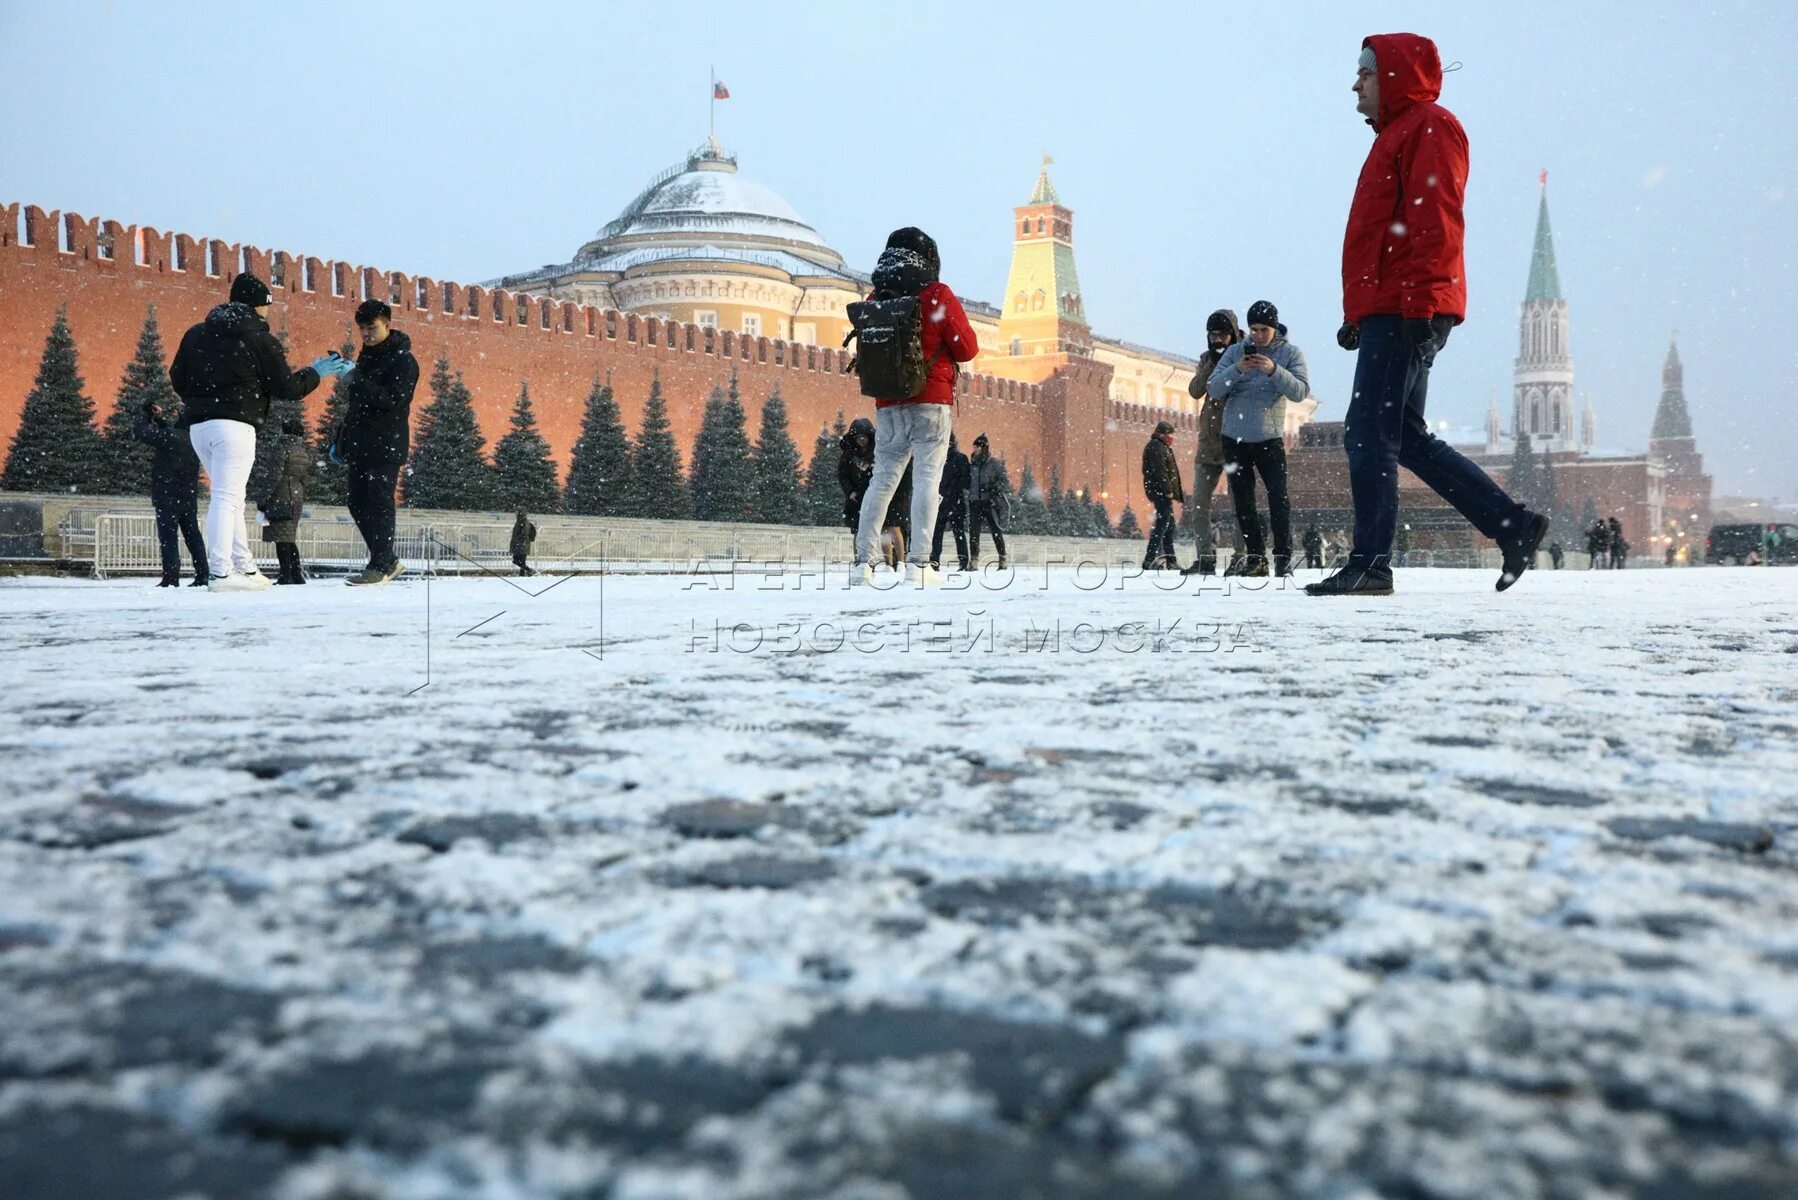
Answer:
[{"left": 2, "top": 307, "right": 1135, "bottom": 535}]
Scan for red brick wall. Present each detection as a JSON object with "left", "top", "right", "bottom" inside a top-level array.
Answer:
[{"left": 1, "top": 202, "right": 1148, "bottom": 497}]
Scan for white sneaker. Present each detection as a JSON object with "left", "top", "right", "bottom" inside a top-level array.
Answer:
[
  {"left": 907, "top": 563, "right": 942, "bottom": 587},
  {"left": 207, "top": 572, "right": 264, "bottom": 593},
  {"left": 239, "top": 569, "right": 273, "bottom": 590},
  {"left": 850, "top": 563, "right": 877, "bottom": 587}
]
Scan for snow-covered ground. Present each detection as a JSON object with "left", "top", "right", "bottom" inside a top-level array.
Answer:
[{"left": 1, "top": 565, "right": 1795, "bottom": 1200}]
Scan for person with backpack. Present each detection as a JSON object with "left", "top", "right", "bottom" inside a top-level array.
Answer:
[
  {"left": 1141, "top": 421, "right": 1185, "bottom": 570},
  {"left": 169, "top": 272, "right": 347, "bottom": 592},
  {"left": 511, "top": 510, "right": 538, "bottom": 577},
  {"left": 966, "top": 433, "right": 1010, "bottom": 570},
  {"left": 132, "top": 397, "right": 207, "bottom": 587},
  {"left": 843, "top": 227, "right": 979, "bottom": 586},
  {"left": 930, "top": 431, "right": 971, "bottom": 572},
  {"left": 333, "top": 300, "right": 420, "bottom": 587},
  {"left": 1207, "top": 301, "right": 1308, "bottom": 577},
  {"left": 257, "top": 416, "right": 312, "bottom": 584}
]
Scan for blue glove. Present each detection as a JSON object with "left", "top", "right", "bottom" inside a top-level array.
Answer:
[{"left": 310, "top": 354, "right": 352, "bottom": 377}]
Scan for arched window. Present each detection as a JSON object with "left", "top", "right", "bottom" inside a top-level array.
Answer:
[
  {"left": 1036, "top": 217, "right": 1045, "bottom": 234},
  {"left": 1031, "top": 289, "right": 1046, "bottom": 311},
  {"left": 1013, "top": 291, "right": 1027, "bottom": 313},
  {"left": 1010, "top": 337, "right": 1022, "bottom": 356}
]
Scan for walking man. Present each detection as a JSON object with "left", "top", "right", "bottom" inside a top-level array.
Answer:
[
  {"left": 334, "top": 300, "right": 419, "bottom": 586},
  {"left": 1549, "top": 540, "right": 1564, "bottom": 570},
  {"left": 1141, "top": 420, "right": 1184, "bottom": 570},
  {"left": 850, "top": 228, "right": 979, "bottom": 587},
  {"left": 967, "top": 433, "right": 1009, "bottom": 570},
  {"left": 1184, "top": 309, "right": 1247, "bottom": 575},
  {"left": 133, "top": 397, "right": 207, "bottom": 587},
  {"left": 510, "top": 510, "right": 538, "bottom": 576},
  {"left": 930, "top": 431, "right": 971, "bottom": 571},
  {"left": 1310, "top": 34, "right": 1548, "bottom": 596},
  {"left": 1207, "top": 300, "right": 1308, "bottom": 577},
  {"left": 170, "top": 273, "right": 344, "bottom": 592}
]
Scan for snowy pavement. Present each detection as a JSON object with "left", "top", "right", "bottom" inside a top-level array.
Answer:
[{"left": 1, "top": 565, "right": 1796, "bottom": 1199}]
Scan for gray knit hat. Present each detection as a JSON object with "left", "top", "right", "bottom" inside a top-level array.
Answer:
[{"left": 1358, "top": 44, "right": 1377, "bottom": 72}]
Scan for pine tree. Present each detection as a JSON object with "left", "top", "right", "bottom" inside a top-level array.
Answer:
[
  {"left": 1116, "top": 504, "right": 1143, "bottom": 539},
  {"left": 1045, "top": 466, "right": 1070, "bottom": 536},
  {"left": 492, "top": 381, "right": 561, "bottom": 513},
  {"left": 96, "top": 306, "right": 177, "bottom": 496},
  {"left": 628, "top": 373, "right": 688, "bottom": 519},
  {"left": 405, "top": 357, "right": 494, "bottom": 511},
  {"left": 2, "top": 308, "right": 105, "bottom": 493},
  {"left": 804, "top": 412, "right": 847, "bottom": 526},
  {"left": 1507, "top": 431, "right": 1540, "bottom": 512},
  {"left": 309, "top": 339, "right": 357, "bottom": 505},
  {"left": 564, "top": 377, "right": 633, "bottom": 516},
  {"left": 751, "top": 385, "right": 804, "bottom": 524},
  {"left": 694, "top": 376, "right": 755, "bottom": 522},
  {"left": 1011, "top": 462, "right": 1048, "bottom": 534},
  {"left": 688, "top": 384, "right": 725, "bottom": 516},
  {"left": 1538, "top": 444, "right": 1565, "bottom": 536}
]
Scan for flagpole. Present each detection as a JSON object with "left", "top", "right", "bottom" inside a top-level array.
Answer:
[{"left": 709, "top": 65, "right": 715, "bottom": 147}]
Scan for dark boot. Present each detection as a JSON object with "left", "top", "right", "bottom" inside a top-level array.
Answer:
[
  {"left": 157, "top": 574, "right": 179, "bottom": 588},
  {"left": 1497, "top": 512, "right": 1551, "bottom": 593},
  {"left": 1305, "top": 564, "right": 1395, "bottom": 597}
]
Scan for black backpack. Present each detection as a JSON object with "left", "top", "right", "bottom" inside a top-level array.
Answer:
[{"left": 844, "top": 295, "right": 933, "bottom": 400}]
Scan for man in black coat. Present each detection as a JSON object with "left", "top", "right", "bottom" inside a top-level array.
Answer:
[
  {"left": 170, "top": 272, "right": 343, "bottom": 591},
  {"left": 335, "top": 300, "right": 420, "bottom": 586},
  {"left": 1141, "top": 420, "right": 1185, "bottom": 570},
  {"left": 966, "top": 433, "right": 1009, "bottom": 569},
  {"left": 133, "top": 398, "right": 207, "bottom": 587},
  {"left": 510, "top": 510, "right": 538, "bottom": 577},
  {"left": 929, "top": 432, "right": 971, "bottom": 571},
  {"left": 838, "top": 417, "right": 912, "bottom": 566}
]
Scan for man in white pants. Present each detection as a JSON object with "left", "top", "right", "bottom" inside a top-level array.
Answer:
[
  {"left": 852, "top": 228, "right": 979, "bottom": 586},
  {"left": 169, "top": 273, "right": 348, "bottom": 591}
]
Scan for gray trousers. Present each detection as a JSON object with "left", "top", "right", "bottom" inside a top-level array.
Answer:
[
  {"left": 1191, "top": 459, "right": 1245, "bottom": 560},
  {"left": 856, "top": 403, "right": 952, "bottom": 567}
]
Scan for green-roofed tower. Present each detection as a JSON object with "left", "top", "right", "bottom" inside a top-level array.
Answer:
[
  {"left": 997, "top": 156, "right": 1090, "bottom": 359},
  {"left": 1525, "top": 190, "right": 1563, "bottom": 302},
  {"left": 1510, "top": 173, "right": 1582, "bottom": 453}
]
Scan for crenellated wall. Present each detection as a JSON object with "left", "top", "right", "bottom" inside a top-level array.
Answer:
[{"left": 0, "top": 202, "right": 1224, "bottom": 509}]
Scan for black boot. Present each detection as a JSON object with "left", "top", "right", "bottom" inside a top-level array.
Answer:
[
  {"left": 1305, "top": 564, "right": 1395, "bottom": 596},
  {"left": 157, "top": 574, "right": 179, "bottom": 588},
  {"left": 1497, "top": 512, "right": 1551, "bottom": 592}
]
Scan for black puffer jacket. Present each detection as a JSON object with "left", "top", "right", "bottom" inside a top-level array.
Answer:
[
  {"left": 1142, "top": 434, "right": 1185, "bottom": 504},
  {"left": 132, "top": 406, "right": 201, "bottom": 504},
  {"left": 837, "top": 418, "right": 913, "bottom": 537},
  {"left": 937, "top": 446, "right": 970, "bottom": 511},
  {"left": 337, "top": 330, "right": 420, "bottom": 466},
  {"left": 169, "top": 302, "right": 319, "bottom": 428}
]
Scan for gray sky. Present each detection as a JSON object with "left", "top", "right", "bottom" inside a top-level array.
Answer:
[{"left": 3, "top": 0, "right": 1793, "bottom": 499}]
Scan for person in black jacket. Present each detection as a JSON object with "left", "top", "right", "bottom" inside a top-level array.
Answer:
[
  {"left": 838, "top": 417, "right": 912, "bottom": 567},
  {"left": 258, "top": 417, "right": 312, "bottom": 584},
  {"left": 1141, "top": 421, "right": 1185, "bottom": 570},
  {"left": 170, "top": 272, "right": 344, "bottom": 592},
  {"left": 929, "top": 432, "right": 971, "bottom": 571},
  {"left": 966, "top": 433, "right": 1009, "bottom": 569},
  {"left": 132, "top": 398, "right": 207, "bottom": 587},
  {"left": 334, "top": 300, "right": 420, "bottom": 587},
  {"left": 510, "top": 510, "right": 538, "bottom": 576}
]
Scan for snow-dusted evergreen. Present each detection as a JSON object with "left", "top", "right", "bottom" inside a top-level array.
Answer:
[
  {"left": 804, "top": 412, "right": 847, "bottom": 526},
  {"left": 1, "top": 308, "right": 104, "bottom": 494},
  {"left": 751, "top": 385, "right": 804, "bottom": 525},
  {"left": 563, "top": 378, "right": 633, "bottom": 517},
  {"left": 405, "top": 357, "right": 493, "bottom": 511},
  {"left": 491, "top": 382, "right": 561, "bottom": 513},
  {"left": 627, "top": 373, "right": 687, "bottom": 520},
  {"left": 95, "top": 306, "right": 176, "bottom": 497}
]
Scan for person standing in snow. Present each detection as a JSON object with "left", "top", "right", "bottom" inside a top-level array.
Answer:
[
  {"left": 1141, "top": 421, "right": 1185, "bottom": 570},
  {"left": 850, "top": 227, "right": 979, "bottom": 587},
  {"left": 1207, "top": 300, "right": 1307, "bottom": 577},
  {"left": 1302, "top": 525, "right": 1325, "bottom": 570},
  {"left": 1184, "top": 309, "right": 1248, "bottom": 576},
  {"left": 966, "top": 433, "right": 1009, "bottom": 570},
  {"left": 1310, "top": 34, "right": 1548, "bottom": 596},
  {"left": 258, "top": 416, "right": 312, "bottom": 584},
  {"left": 838, "top": 417, "right": 913, "bottom": 568},
  {"left": 510, "top": 510, "right": 538, "bottom": 577},
  {"left": 1586, "top": 519, "right": 1609, "bottom": 568},
  {"left": 133, "top": 397, "right": 207, "bottom": 587},
  {"left": 1608, "top": 516, "right": 1627, "bottom": 569},
  {"left": 170, "top": 272, "right": 343, "bottom": 592},
  {"left": 1549, "top": 540, "right": 1564, "bottom": 569},
  {"left": 930, "top": 431, "right": 971, "bottom": 571},
  {"left": 334, "top": 300, "right": 419, "bottom": 587}
]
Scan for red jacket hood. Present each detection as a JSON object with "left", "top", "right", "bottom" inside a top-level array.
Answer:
[{"left": 1364, "top": 33, "right": 1442, "bottom": 130}]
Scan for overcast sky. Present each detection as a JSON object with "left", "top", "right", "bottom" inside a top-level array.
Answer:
[{"left": 3, "top": 0, "right": 1793, "bottom": 498}]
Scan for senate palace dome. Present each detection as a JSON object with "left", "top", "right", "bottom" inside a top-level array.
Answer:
[{"left": 488, "top": 141, "right": 867, "bottom": 348}]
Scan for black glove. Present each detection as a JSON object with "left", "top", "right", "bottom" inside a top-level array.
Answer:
[
  {"left": 1403, "top": 316, "right": 1439, "bottom": 356},
  {"left": 1336, "top": 321, "right": 1359, "bottom": 351}
]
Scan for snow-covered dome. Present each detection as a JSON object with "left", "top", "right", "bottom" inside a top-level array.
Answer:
[{"left": 578, "top": 142, "right": 834, "bottom": 260}]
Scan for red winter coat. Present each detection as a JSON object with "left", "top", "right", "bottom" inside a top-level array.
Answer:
[
  {"left": 876, "top": 281, "right": 979, "bottom": 408},
  {"left": 1341, "top": 33, "right": 1469, "bottom": 325}
]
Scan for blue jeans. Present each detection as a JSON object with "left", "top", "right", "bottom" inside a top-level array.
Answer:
[{"left": 1344, "top": 315, "right": 1527, "bottom": 571}]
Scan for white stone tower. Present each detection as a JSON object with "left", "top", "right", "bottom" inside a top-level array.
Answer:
[{"left": 1513, "top": 175, "right": 1583, "bottom": 452}]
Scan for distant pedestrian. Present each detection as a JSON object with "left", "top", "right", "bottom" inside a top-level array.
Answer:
[
  {"left": 1548, "top": 540, "right": 1564, "bottom": 569},
  {"left": 1208, "top": 300, "right": 1307, "bottom": 577},
  {"left": 930, "top": 432, "right": 971, "bottom": 571},
  {"left": 1586, "top": 520, "right": 1610, "bottom": 568},
  {"left": 1141, "top": 420, "right": 1184, "bottom": 570},
  {"left": 1608, "top": 517, "right": 1627, "bottom": 569},
  {"left": 510, "top": 510, "right": 538, "bottom": 576},
  {"left": 1302, "top": 525, "right": 1324, "bottom": 570},
  {"left": 1310, "top": 34, "right": 1547, "bottom": 596},
  {"left": 1185, "top": 309, "right": 1247, "bottom": 575},
  {"left": 258, "top": 416, "right": 312, "bottom": 584},
  {"left": 334, "top": 300, "right": 420, "bottom": 587},
  {"left": 1665, "top": 544, "right": 1676, "bottom": 568},
  {"left": 967, "top": 433, "right": 1009, "bottom": 570},
  {"left": 132, "top": 398, "right": 206, "bottom": 587},
  {"left": 170, "top": 272, "right": 342, "bottom": 592}
]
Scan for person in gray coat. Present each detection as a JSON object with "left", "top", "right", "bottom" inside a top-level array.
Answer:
[
  {"left": 1206, "top": 300, "right": 1309, "bottom": 576},
  {"left": 258, "top": 417, "right": 313, "bottom": 584}
]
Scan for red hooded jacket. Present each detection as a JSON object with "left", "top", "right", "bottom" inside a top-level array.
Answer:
[
  {"left": 1342, "top": 33, "right": 1469, "bottom": 325},
  {"left": 877, "top": 281, "right": 979, "bottom": 408}
]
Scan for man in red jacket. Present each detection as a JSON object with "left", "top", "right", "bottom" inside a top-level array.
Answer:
[
  {"left": 1309, "top": 33, "right": 1548, "bottom": 597},
  {"left": 852, "top": 227, "right": 979, "bottom": 587}
]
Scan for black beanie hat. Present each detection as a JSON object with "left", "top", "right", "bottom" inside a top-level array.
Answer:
[
  {"left": 1206, "top": 310, "right": 1238, "bottom": 335},
  {"left": 1247, "top": 299, "right": 1279, "bottom": 328},
  {"left": 884, "top": 227, "right": 940, "bottom": 276},
  {"left": 972, "top": 432, "right": 989, "bottom": 445},
  {"left": 230, "top": 273, "right": 272, "bottom": 308},
  {"left": 354, "top": 299, "right": 392, "bottom": 325},
  {"left": 1155, "top": 420, "right": 1176, "bottom": 435}
]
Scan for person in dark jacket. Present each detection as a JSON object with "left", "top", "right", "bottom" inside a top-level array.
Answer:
[
  {"left": 1302, "top": 525, "right": 1325, "bottom": 570},
  {"left": 1185, "top": 309, "right": 1247, "bottom": 575},
  {"left": 1141, "top": 421, "right": 1185, "bottom": 570},
  {"left": 334, "top": 300, "right": 420, "bottom": 587},
  {"left": 1311, "top": 34, "right": 1546, "bottom": 597},
  {"left": 511, "top": 510, "right": 538, "bottom": 576},
  {"left": 132, "top": 398, "right": 207, "bottom": 587},
  {"left": 1586, "top": 519, "right": 1610, "bottom": 569},
  {"left": 258, "top": 416, "right": 312, "bottom": 584},
  {"left": 967, "top": 433, "right": 1009, "bottom": 570},
  {"left": 930, "top": 432, "right": 971, "bottom": 571},
  {"left": 170, "top": 272, "right": 344, "bottom": 592},
  {"left": 838, "top": 417, "right": 913, "bottom": 567},
  {"left": 1608, "top": 516, "right": 1627, "bottom": 569},
  {"left": 1549, "top": 540, "right": 1565, "bottom": 569},
  {"left": 1209, "top": 301, "right": 1307, "bottom": 578}
]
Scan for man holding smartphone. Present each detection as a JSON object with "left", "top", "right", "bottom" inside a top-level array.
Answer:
[
  {"left": 1314, "top": 33, "right": 1547, "bottom": 597},
  {"left": 335, "top": 299, "right": 420, "bottom": 586}
]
